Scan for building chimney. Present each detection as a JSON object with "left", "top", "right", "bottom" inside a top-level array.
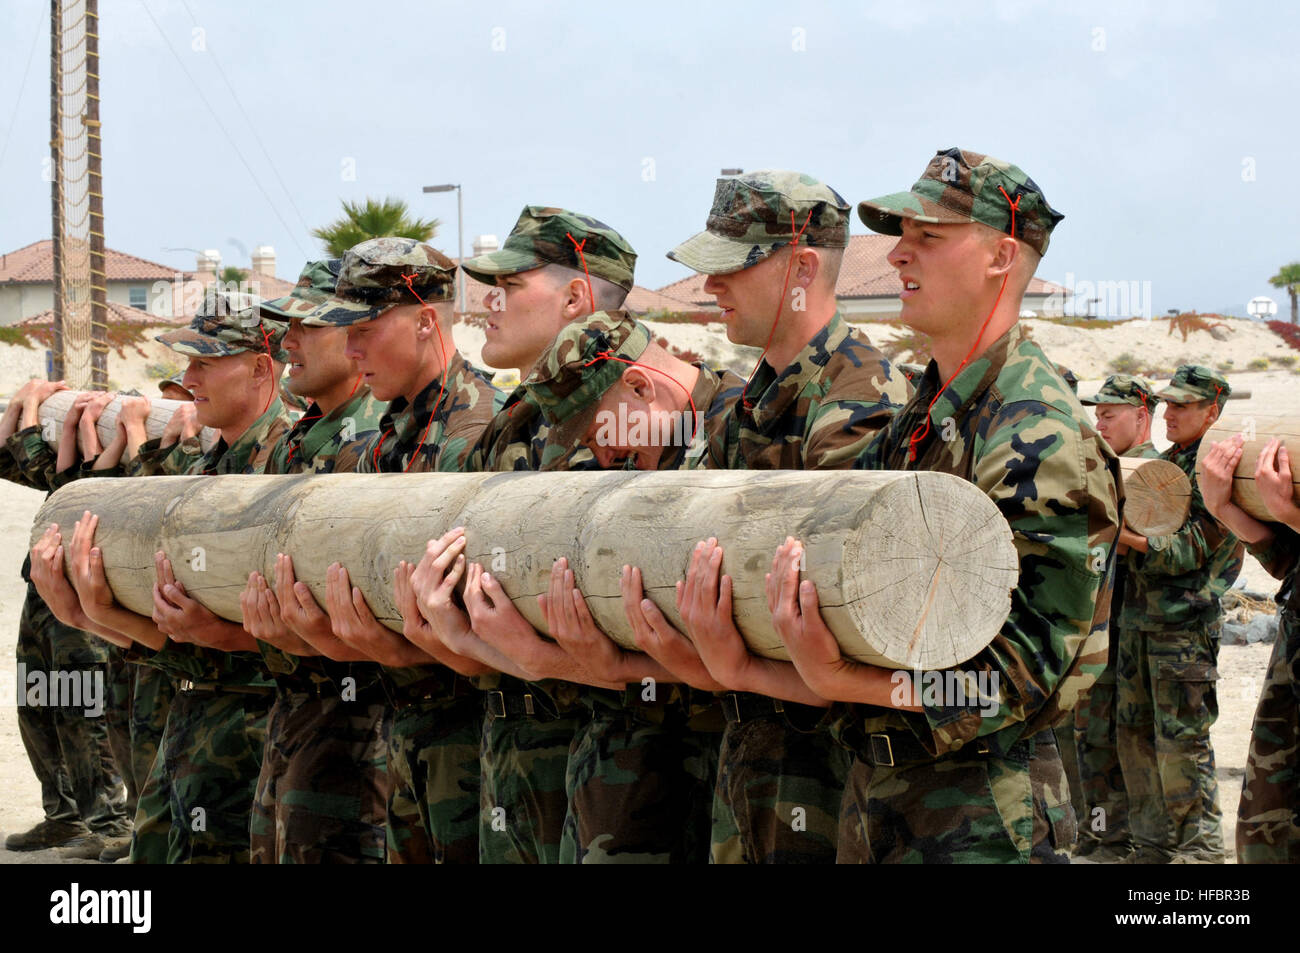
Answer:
[
  {"left": 472, "top": 235, "right": 499, "bottom": 259},
  {"left": 251, "top": 244, "right": 276, "bottom": 277},
  {"left": 196, "top": 249, "right": 221, "bottom": 285}
]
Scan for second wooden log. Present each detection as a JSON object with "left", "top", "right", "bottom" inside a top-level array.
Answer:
[
  {"left": 1196, "top": 413, "right": 1300, "bottom": 523},
  {"left": 37, "top": 390, "right": 217, "bottom": 454},
  {"left": 1118, "top": 457, "right": 1192, "bottom": 536},
  {"left": 32, "top": 469, "right": 1020, "bottom": 670}
]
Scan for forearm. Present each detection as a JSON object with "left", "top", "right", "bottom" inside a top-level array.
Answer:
[
  {"left": 1206, "top": 500, "right": 1274, "bottom": 546},
  {"left": 729, "top": 657, "right": 832, "bottom": 708},
  {"left": 84, "top": 604, "right": 168, "bottom": 651}
]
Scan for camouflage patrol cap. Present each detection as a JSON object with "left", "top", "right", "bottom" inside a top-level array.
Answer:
[
  {"left": 523, "top": 310, "right": 652, "bottom": 449},
  {"left": 668, "top": 170, "right": 851, "bottom": 276},
  {"left": 260, "top": 259, "right": 341, "bottom": 322},
  {"left": 158, "top": 373, "right": 192, "bottom": 399},
  {"left": 1156, "top": 365, "right": 1231, "bottom": 405},
  {"left": 1081, "top": 374, "right": 1158, "bottom": 408},
  {"left": 461, "top": 207, "right": 637, "bottom": 293},
  {"left": 857, "top": 147, "right": 1065, "bottom": 256},
  {"left": 156, "top": 287, "right": 287, "bottom": 359},
  {"left": 304, "top": 237, "right": 457, "bottom": 327}
]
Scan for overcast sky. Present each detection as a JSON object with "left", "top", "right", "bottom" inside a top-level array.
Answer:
[{"left": 0, "top": 0, "right": 1295, "bottom": 317}]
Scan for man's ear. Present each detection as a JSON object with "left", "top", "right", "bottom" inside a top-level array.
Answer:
[
  {"left": 414, "top": 304, "right": 439, "bottom": 339},
  {"left": 622, "top": 366, "right": 655, "bottom": 402},
  {"left": 793, "top": 247, "right": 820, "bottom": 287},
  {"left": 563, "top": 277, "right": 593, "bottom": 318},
  {"left": 987, "top": 235, "right": 1019, "bottom": 279},
  {"left": 1207, "top": 401, "right": 1222, "bottom": 425},
  {"left": 251, "top": 352, "right": 274, "bottom": 384}
]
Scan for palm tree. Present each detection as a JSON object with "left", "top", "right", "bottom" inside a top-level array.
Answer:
[
  {"left": 219, "top": 265, "right": 249, "bottom": 285},
  {"left": 312, "top": 197, "right": 439, "bottom": 257},
  {"left": 1269, "top": 262, "right": 1300, "bottom": 324}
]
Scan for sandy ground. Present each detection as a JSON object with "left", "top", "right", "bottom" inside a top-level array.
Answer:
[{"left": 0, "top": 316, "right": 1293, "bottom": 863}]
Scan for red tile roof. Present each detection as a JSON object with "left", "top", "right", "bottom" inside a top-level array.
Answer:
[
  {"left": 655, "top": 234, "right": 1065, "bottom": 305},
  {"left": 0, "top": 240, "right": 184, "bottom": 284},
  {"left": 19, "top": 301, "right": 186, "bottom": 326}
]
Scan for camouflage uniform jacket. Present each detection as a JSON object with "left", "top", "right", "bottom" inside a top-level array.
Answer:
[
  {"left": 141, "top": 397, "right": 292, "bottom": 687},
  {"left": 264, "top": 387, "right": 386, "bottom": 476},
  {"left": 689, "top": 311, "right": 909, "bottom": 471},
  {"left": 258, "top": 388, "right": 387, "bottom": 681},
  {"left": 353, "top": 352, "right": 501, "bottom": 474},
  {"left": 461, "top": 383, "right": 594, "bottom": 473},
  {"left": 851, "top": 322, "right": 1122, "bottom": 757},
  {"left": 1120, "top": 438, "right": 1244, "bottom": 632}
]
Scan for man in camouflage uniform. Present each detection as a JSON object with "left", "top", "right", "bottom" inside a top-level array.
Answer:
[
  {"left": 1, "top": 380, "right": 131, "bottom": 859},
  {"left": 46, "top": 289, "right": 292, "bottom": 863},
  {"left": 442, "top": 211, "right": 648, "bottom": 865},
  {"left": 767, "top": 148, "right": 1121, "bottom": 863},
  {"left": 621, "top": 170, "right": 909, "bottom": 864},
  {"left": 1115, "top": 365, "right": 1243, "bottom": 863},
  {"left": 1201, "top": 434, "right": 1300, "bottom": 862},
  {"left": 1071, "top": 375, "right": 1162, "bottom": 860},
  {"left": 417, "top": 304, "right": 743, "bottom": 863},
  {"left": 236, "top": 259, "right": 390, "bottom": 863},
  {"left": 278, "top": 238, "right": 499, "bottom": 864}
]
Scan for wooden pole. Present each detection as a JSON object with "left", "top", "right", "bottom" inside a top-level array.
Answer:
[
  {"left": 37, "top": 390, "right": 217, "bottom": 452},
  {"left": 1197, "top": 413, "right": 1300, "bottom": 523},
  {"left": 1118, "top": 457, "right": 1191, "bottom": 536},
  {"left": 32, "top": 470, "right": 1020, "bottom": 670}
]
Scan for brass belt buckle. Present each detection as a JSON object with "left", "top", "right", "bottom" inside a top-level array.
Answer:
[
  {"left": 487, "top": 690, "right": 506, "bottom": 718},
  {"left": 179, "top": 679, "right": 194, "bottom": 693},
  {"left": 523, "top": 693, "right": 535, "bottom": 716}
]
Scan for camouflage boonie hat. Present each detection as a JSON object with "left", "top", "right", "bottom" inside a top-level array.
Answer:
[
  {"left": 1156, "top": 364, "right": 1231, "bottom": 405},
  {"left": 304, "top": 237, "right": 457, "bottom": 327},
  {"left": 461, "top": 207, "right": 636, "bottom": 292},
  {"left": 260, "top": 259, "right": 341, "bottom": 322},
  {"left": 524, "top": 310, "right": 652, "bottom": 449},
  {"left": 668, "top": 170, "right": 851, "bottom": 276},
  {"left": 1081, "top": 374, "right": 1157, "bottom": 408},
  {"left": 857, "top": 147, "right": 1065, "bottom": 256},
  {"left": 156, "top": 287, "right": 286, "bottom": 359}
]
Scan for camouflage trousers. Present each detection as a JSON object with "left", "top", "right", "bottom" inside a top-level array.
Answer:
[
  {"left": 837, "top": 728, "right": 1076, "bottom": 863},
  {"left": 250, "top": 686, "right": 389, "bottom": 864},
  {"left": 15, "top": 584, "right": 129, "bottom": 835},
  {"left": 711, "top": 695, "right": 850, "bottom": 864},
  {"left": 560, "top": 687, "right": 720, "bottom": 864},
  {"left": 1053, "top": 722, "right": 1086, "bottom": 830},
  {"left": 1073, "top": 669, "right": 1131, "bottom": 849},
  {"left": 1115, "top": 624, "right": 1223, "bottom": 862},
  {"left": 386, "top": 691, "right": 481, "bottom": 864},
  {"left": 134, "top": 684, "right": 271, "bottom": 863},
  {"left": 1236, "top": 606, "right": 1299, "bottom": 863},
  {"left": 480, "top": 685, "right": 581, "bottom": 864},
  {"left": 125, "top": 664, "right": 179, "bottom": 864}
]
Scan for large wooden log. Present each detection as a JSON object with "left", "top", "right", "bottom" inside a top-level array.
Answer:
[
  {"left": 1197, "top": 413, "right": 1300, "bottom": 522},
  {"left": 31, "top": 470, "right": 1020, "bottom": 670},
  {"left": 1118, "top": 457, "right": 1191, "bottom": 536},
  {"left": 37, "top": 390, "right": 217, "bottom": 453}
]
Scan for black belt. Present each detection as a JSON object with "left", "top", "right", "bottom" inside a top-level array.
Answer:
[
  {"left": 178, "top": 679, "right": 275, "bottom": 696},
  {"left": 856, "top": 729, "right": 1043, "bottom": 768},
  {"left": 485, "top": 688, "right": 560, "bottom": 721},
  {"left": 720, "top": 691, "right": 785, "bottom": 725}
]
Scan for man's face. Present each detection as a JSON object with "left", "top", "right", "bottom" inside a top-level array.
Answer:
[
  {"left": 701, "top": 248, "right": 793, "bottom": 348},
  {"left": 482, "top": 269, "right": 570, "bottom": 372},
  {"left": 1163, "top": 398, "right": 1219, "bottom": 446},
  {"left": 344, "top": 306, "right": 432, "bottom": 403},
  {"left": 181, "top": 352, "right": 259, "bottom": 429},
  {"left": 581, "top": 378, "right": 655, "bottom": 471},
  {"left": 1094, "top": 404, "right": 1146, "bottom": 454},
  {"left": 283, "top": 318, "right": 355, "bottom": 400},
  {"left": 886, "top": 220, "right": 995, "bottom": 334}
]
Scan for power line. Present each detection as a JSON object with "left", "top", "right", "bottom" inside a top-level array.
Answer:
[
  {"left": 137, "top": 0, "right": 308, "bottom": 259},
  {"left": 179, "top": 0, "right": 314, "bottom": 240}
]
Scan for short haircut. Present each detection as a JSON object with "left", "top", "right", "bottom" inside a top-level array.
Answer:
[{"left": 541, "top": 263, "right": 628, "bottom": 312}]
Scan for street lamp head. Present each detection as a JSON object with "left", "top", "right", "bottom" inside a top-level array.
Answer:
[{"left": 423, "top": 184, "right": 459, "bottom": 193}]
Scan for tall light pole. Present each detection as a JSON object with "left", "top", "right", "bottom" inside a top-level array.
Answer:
[{"left": 423, "top": 184, "right": 463, "bottom": 313}]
